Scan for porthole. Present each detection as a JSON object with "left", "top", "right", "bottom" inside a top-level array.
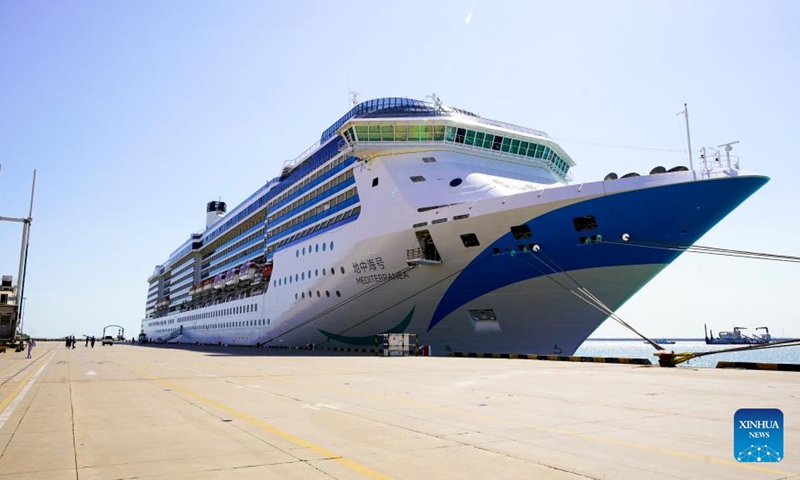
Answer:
[
  {"left": 449, "top": 178, "right": 463, "bottom": 187},
  {"left": 295, "top": 274, "right": 298, "bottom": 282},
  {"left": 331, "top": 268, "right": 335, "bottom": 275},
  {"left": 315, "top": 269, "right": 318, "bottom": 276},
  {"left": 330, "top": 241, "right": 334, "bottom": 250},
  {"left": 336, "top": 290, "right": 341, "bottom": 297},
  {"left": 315, "top": 244, "right": 319, "bottom": 252},
  {"left": 340, "top": 266, "right": 345, "bottom": 274},
  {"left": 302, "top": 292, "right": 305, "bottom": 298},
  {"left": 322, "top": 268, "right": 326, "bottom": 276},
  {"left": 323, "top": 243, "right": 326, "bottom": 251},
  {"left": 302, "top": 272, "right": 305, "bottom": 280},
  {"left": 308, "top": 270, "right": 312, "bottom": 278},
  {"left": 308, "top": 291, "right": 312, "bottom": 299},
  {"left": 326, "top": 291, "right": 330, "bottom": 297},
  {"left": 317, "top": 291, "right": 320, "bottom": 298},
  {"left": 296, "top": 250, "right": 299, "bottom": 258},
  {"left": 302, "top": 247, "right": 306, "bottom": 255},
  {"left": 295, "top": 293, "right": 298, "bottom": 300}
]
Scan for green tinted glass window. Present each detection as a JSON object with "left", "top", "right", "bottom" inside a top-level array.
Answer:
[
  {"left": 501, "top": 137, "right": 511, "bottom": 152},
  {"left": 408, "top": 125, "right": 420, "bottom": 141},
  {"left": 367, "top": 125, "right": 382, "bottom": 141},
  {"left": 433, "top": 125, "right": 445, "bottom": 141},
  {"left": 483, "top": 134, "right": 494, "bottom": 149},
  {"left": 519, "top": 141, "right": 529, "bottom": 156},
  {"left": 475, "top": 131, "right": 485, "bottom": 146},
  {"left": 395, "top": 124, "right": 408, "bottom": 141},
  {"left": 420, "top": 125, "right": 432, "bottom": 141},
  {"left": 464, "top": 130, "right": 476, "bottom": 146},
  {"left": 510, "top": 139, "right": 520, "bottom": 154},
  {"left": 444, "top": 126, "right": 456, "bottom": 142},
  {"left": 381, "top": 124, "right": 394, "bottom": 141},
  {"left": 355, "top": 125, "right": 368, "bottom": 140}
]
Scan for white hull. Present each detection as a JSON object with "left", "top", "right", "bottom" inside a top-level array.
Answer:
[{"left": 143, "top": 97, "right": 767, "bottom": 355}]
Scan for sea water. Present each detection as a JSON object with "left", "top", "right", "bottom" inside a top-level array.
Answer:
[{"left": 574, "top": 340, "right": 800, "bottom": 368}]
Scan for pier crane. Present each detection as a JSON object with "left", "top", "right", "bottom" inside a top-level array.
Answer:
[{"left": 0, "top": 167, "right": 37, "bottom": 352}]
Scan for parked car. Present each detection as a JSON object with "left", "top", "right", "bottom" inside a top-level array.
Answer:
[{"left": 101, "top": 335, "right": 114, "bottom": 346}]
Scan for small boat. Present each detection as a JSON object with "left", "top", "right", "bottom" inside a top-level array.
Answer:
[
  {"left": 239, "top": 262, "right": 256, "bottom": 281},
  {"left": 704, "top": 324, "right": 772, "bottom": 345},
  {"left": 213, "top": 274, "right": 226, "bottom": 290},
  {"left": 225, "top": 267, "right": 240, "bottom": 287},
  {"left": 643, "top": 338, "right": 676, "bottom": 345}
]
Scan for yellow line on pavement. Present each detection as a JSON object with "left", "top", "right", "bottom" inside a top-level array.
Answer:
[
  {"left": 256, "top": 371, "right": 793, "bottom": 476},
  {"left": 0, "top": 361, "right": 21, "bottom": 379},
  {"left": 0, "top": 365, "right": 41, "bottom": 415},
  {"left": 132, "top": 368, "right": 390, "bottom": 480}
]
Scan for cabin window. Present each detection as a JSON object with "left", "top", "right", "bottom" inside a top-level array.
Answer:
[
  {"left": 468, "top": 309, "right": 497, "bottom": 322},
  {"left": 410, "top": 175, "right": 426, "bottom": 183},
  {"left": 372, "top": 177, "right": 379, "bottom": 187},
  {"left": 460, "top": 233, "right": 480, "bottom": 248}
]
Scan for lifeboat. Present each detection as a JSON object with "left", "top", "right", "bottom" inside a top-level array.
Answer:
[
  {"left": 225, "top": 267, "right": 240, "bottom": 286},
  {"left": 189, "top": 284, "right": 197, "bottom": 296},
  {"left": 213, "top": 273, "right": 226, "bottom": 290},
  {"left": 239, "top": 262, "right": 256, "bottom": 281}
]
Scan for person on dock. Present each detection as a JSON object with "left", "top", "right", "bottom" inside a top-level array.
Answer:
[
  {"left": 26, "top": 338, "right": 36, "bottom": 359},
  {"left": 85, "top": 336, "right": 89, "bottom": 347},
  {"left": 65, "top": 336, "right": 71, "bottom": 349},
  {"left": 90, "top": 336, "right": 95, "bottom": 348}
]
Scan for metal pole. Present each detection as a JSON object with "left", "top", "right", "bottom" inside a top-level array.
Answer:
[
  {"left": 683, "top": 104, "right": 695, "bottom": 175},
  {"left": 15, "top": 225, "right": 27, "bottom": 314},
  {"left": 15, "top": 170, "right": 36, "bottom": 335}
]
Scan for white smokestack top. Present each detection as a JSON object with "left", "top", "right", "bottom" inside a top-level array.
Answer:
[{"left": 206, "top": 201, "right": 226, "bottom": 228}]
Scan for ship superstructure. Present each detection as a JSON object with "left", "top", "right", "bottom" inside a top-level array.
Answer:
[{"left": 142, "top": 97, "right": 767, "bottom": 355}]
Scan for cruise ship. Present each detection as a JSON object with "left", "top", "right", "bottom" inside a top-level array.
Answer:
[{"left": 142, "top": 96, "right": 767, "bottom": 355}]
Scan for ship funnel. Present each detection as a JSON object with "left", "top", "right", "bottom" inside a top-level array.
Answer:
[{"left": 206, "top": 201, "right": 227, "bottom": 228}]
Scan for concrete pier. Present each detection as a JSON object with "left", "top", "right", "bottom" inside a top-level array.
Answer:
[{"left": 0, "top": 342, "right": 797, "bottom": 479}]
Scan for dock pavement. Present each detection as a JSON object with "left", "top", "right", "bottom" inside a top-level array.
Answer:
[{"left": 0, "top": 342, "right": 797, "bottom": 479}]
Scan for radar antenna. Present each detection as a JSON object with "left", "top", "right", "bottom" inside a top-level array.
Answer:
[
  {"left": 426, "top": 93, "right": 443, "bottom": 109},
  {"left": 349, "top": 90, "right": 360, "bottom": 106},
  {"left": 717, "top": 140, "right": 740, "bottom": 169}
]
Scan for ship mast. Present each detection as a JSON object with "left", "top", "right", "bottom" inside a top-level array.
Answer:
[{"left": 679, "top": 104, "right": 695, "bottom": 179}]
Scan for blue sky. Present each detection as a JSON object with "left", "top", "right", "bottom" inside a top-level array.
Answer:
[{"left": 1, "top": 0, "right": 798, "bottom": 339}]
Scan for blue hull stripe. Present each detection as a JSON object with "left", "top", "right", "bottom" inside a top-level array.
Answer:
[{"left": 428, "top": 176, "right": 768, "bottom": 331}]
